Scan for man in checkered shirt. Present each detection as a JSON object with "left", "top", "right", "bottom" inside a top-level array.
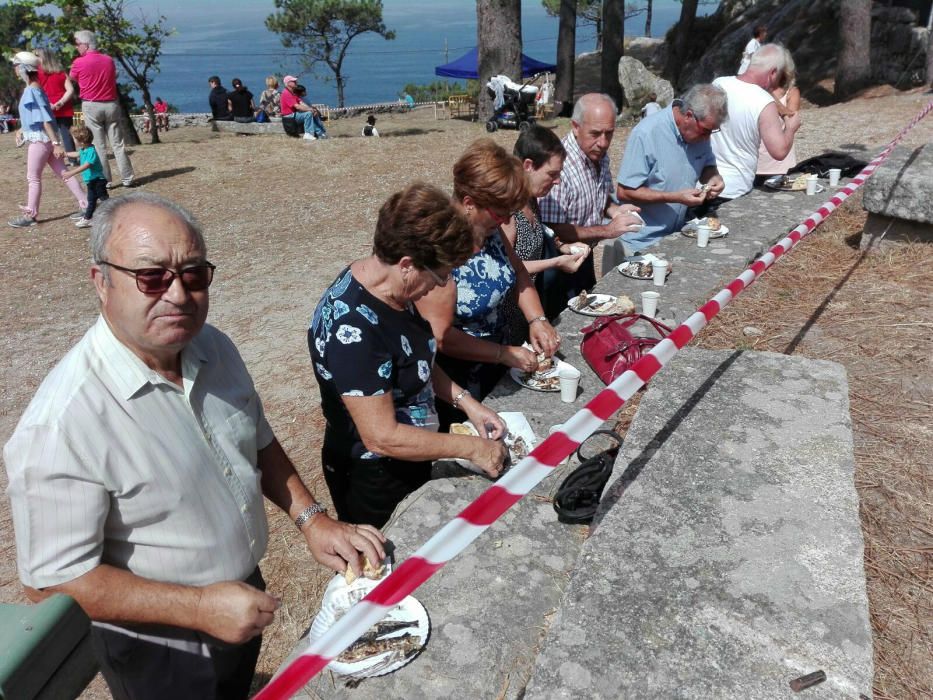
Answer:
[{"left": 539, "top": 93, "right": 644, "bottom": 297}]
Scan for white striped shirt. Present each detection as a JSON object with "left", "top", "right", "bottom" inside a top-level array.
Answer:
[
  {"left": 538, "top": 131, "right": 614, "bottom": 228},
  {"left": 4, "top": 316, "right": 273, "bottom": 589}
]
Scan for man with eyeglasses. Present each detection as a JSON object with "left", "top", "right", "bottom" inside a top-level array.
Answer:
[
  {"left": 4, "top": 192, "right": 385, "bottom": 699},
  {"left": 608, "top": 83, "right": 727, "bottom": 260},
  {"left": 69, "top": 30, "right": 135, "bottom": 188},
  {"left": 712, "top": 44, "right": 801, "bottom": 200}
]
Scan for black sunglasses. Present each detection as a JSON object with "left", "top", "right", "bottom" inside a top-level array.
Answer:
[{"left": 99, "top": 260, "right": 216, "bottom": 295}]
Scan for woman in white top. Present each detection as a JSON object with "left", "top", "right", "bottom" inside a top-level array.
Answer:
[
  {"left": 756, "top": 54, "right": 800, "bottom": 180},
  {"left": 738, "top": 25, "right": 768, "bottom": 74}
]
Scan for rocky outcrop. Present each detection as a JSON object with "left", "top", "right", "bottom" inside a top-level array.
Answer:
[
  {"left": 575, "top": 51, "right": 672, "bottom": 109},
  {"left": 573, "top": 51, "right": 602, "bottom": 101},
  {"left": 870, "top": 4, "right": 929, "bottom": 85},
  {"left": 626, "top": 36, "right": 667, "bottom": 72},
  {"left": 677, "top": 0, "right": 928, "bottom": 92},
  {"left": 618, "top": 56, "right": 674, "bottom": 108}
]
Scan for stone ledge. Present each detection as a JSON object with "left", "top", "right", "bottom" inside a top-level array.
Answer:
[
  {"left": 282, "top": 460, "right": 588, "bottom": 699},
  {"left": 211, "top": 120, "right": 289, "bottom": 135},
  {"left": 524, "top": 348, "right": 873, "bottom": 699},
  {"left": 862, "top": 144, "right": 933, "bottom": 224},
  {"left": 860, "top": 211, "right": 933, "bottom": 250}
]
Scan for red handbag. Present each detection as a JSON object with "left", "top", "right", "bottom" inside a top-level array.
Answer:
[{"left": 580, "top": 314, "right": 672, "bottom": 385}]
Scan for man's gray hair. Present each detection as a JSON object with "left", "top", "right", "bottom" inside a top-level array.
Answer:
[
  {"left": 90, "top": 192, "right": 206, "bottom": 280},
  {"left": 571, "top": 93, "right": 618, "bottom": 123},
  {"left": 73, "top": 30, "right": 97, "bottom": 50},
  {"left": 681, "top": 84, "right": 728, "bottom": 125},
  {"left": 748, "top": 43, "right": 790, "bottom": 75}
]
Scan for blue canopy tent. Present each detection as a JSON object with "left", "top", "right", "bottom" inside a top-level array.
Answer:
[{"left": 434, "top": 47, "right": 556, "bottom": 79}]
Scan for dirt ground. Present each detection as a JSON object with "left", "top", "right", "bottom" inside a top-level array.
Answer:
[{"left": 0, "top": 90, "right": 930, "bottom": 698}]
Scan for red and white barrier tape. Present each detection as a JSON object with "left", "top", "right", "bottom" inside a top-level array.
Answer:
[{"left": 255, "top": 99, "right": 933, "bottom": 699}]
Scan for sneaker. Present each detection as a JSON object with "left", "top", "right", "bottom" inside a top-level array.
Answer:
[
  {"left": 122, "top": 178, "right": 136, "bottom": 188},
  {"left": 75, "top": 218, "right": 92, "bottom": 228},
  {"left": 69, "top": 212, "right": 85, "bottom": 221},
  {"left": 302, "top": 133, "right": 317, "bottom": 141},
  {"left": 8, "top": 215, "right": 37, "bottom": 228},
  {"left": 106, "top": 182, "right": 117, "bottom": 189}
]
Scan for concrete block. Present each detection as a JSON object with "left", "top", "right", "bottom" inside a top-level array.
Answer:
[
  {"left": 860, "top": 212, "right": 933, "bottom": 250},
  {"left": 284, "top": 460, "right": 588, "bottom": 699},
  {"left": 862, "top": 144, "right": 933, "bottom": 225},
  {"left": 211, "top": 120, "right": 288, "bottom": 135},
  {"left": 524, "top": 349, "right": 873, "bottom": 699}
]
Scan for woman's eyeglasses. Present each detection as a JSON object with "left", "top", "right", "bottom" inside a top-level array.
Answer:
[
  {"left": 98, "top": 260, "right": 216, "bottom": 295},
  {"left": 424, "top": 267, "right": 452, "bottom": 286}
]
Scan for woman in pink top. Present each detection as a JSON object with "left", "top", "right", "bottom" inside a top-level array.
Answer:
[
  {"left": 7, "top": 51, "right": 87, "bottom": 228},
  {"left": 756, "top": 55, "right": 800, "bottom": 179},
  {"left": 35, "top": 48, "right": 77, "bottom": 157}
]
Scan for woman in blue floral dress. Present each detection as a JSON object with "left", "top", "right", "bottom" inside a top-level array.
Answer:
[
  {"left": 309, "top": 183, "right": 508, "bottom": 527},
  {"left": 417, "top": 139, "right": 561, "bottom": 427}
]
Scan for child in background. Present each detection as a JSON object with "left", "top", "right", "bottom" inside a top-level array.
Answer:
[
  {"left": 62, "top": 125, "right": 109, "bottom": 228},
  {"left": 362, "top": 114, "right": 379, "bottom": 137},
  {"left": 0, "top": 102, "right": 14, "bottom": 133}
]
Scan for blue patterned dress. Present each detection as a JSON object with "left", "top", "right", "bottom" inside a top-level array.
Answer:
[
  {"left": 436, "top": 231, "right": 516, "bottom": 424},
  {"left": 308, "top": 267, "right": 438, "bottom": 526}
]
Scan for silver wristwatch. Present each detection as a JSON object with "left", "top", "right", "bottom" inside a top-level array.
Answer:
[{"left": 294, "top": 502, "right": 327, "bottom": 529}]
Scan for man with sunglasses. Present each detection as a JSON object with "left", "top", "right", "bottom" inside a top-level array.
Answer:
[
  {"left": 608, "top": 83, "right": 727, "bottom": 260},
  {"left": 712, "top": 43, "right": 801, "bottom": 200},
  {"left": 4, "top": 192, "right": 385, "bottom": 699}
]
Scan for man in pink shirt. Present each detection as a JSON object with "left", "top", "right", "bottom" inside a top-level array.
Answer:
[
  {"left": 280, "top": 75, "right": 327, "bottom": 140},
  {"left": 70, "top": 30, "right": 135, "bottom": 188}
]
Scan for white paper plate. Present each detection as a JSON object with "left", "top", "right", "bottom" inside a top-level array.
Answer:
[
  {"left": 681, "top": 218, "right": 729, "bottom": 239},
  {"left": 509, "top": 358, "right": 574, "bottom": 392},
  {"left": 567, "top": 293, "right": 619, "bottom": 316},
  {"left": 449, "top": 411, "right": 537, "bottom": 474},
  {"left": 763, "top": 175, "right": 825, "bottom": 193},
  {"left": 309, "top": 573, "right": 430, "bottom": 679},
  {"left": 618, "top": 257, "right": 674, "bottom": 280}
]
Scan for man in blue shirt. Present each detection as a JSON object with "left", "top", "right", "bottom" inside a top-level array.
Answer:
[{"left": 611, "top": 84, "right": 728, "bottom": 258}]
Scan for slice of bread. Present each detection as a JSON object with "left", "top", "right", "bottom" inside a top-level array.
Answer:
[{"left": 344, "top": 556, "right": 385, "bottom": 585}]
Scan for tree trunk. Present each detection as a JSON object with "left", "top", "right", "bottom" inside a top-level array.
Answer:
[
  {"left": 477, "top": 0, "right": 523, "bottom": 121},
  {"left": 928, "top": 13, "right": 933, "bottom": 87},
  {"left": 117, "top": 89, "right": 141, "bottom": 147},
  {"left": 336, "top": 75, "right": 346, "bottom": 108},
  {"left": 836, "top": 0, "right": 872, "bottom": 100},
  {"left": 601, "top": 0, "right": 624, "bottom": 108},
  {"left": 662, "top": 0, "right": 698, "bottom": 87},
  {"left": 555, "top": 0, "right": 577, "bottom": 117},
  {"left": 645, "top": 0, "right": 653, "bottom": 37}
]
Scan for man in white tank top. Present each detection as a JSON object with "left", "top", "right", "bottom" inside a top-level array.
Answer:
[{"left": 711, "top": 44, "right": 801, "bottom": 200}]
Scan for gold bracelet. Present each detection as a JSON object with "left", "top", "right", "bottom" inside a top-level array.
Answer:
[{"left": 528, "top": 315, "right": 547, "bottom": 325}]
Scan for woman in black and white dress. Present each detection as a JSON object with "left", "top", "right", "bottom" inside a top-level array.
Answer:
[{"left": 500, "top": 125, "right": 589, "bottom": 343}]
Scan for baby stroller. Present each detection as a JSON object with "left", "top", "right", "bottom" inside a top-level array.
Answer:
[{"left": 485, "top": 74, "right": 539, "bottom": 132}]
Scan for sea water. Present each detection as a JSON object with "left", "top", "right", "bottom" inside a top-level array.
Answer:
[{"left": 144, "top": 0, "right": 716, "bottom": 112}]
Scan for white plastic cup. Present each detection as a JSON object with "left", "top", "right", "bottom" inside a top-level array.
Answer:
[
  {"left": 558, "top": 366, "right": 581, "bottom": 403},
  {"left": 641, "top": 290, "right": 660, "bottom": 318},
  {"left": 828, "top": 168, "right": 841, "bottom": 187},
  {"left": 696, "top": 225, "right": 711, "bottom": 248},
  {"left": 652, "top": 259, "right": 669, "bottom": 286},
  {"left": 806, "top": 174, "right": 818, "bottom": 195}
]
